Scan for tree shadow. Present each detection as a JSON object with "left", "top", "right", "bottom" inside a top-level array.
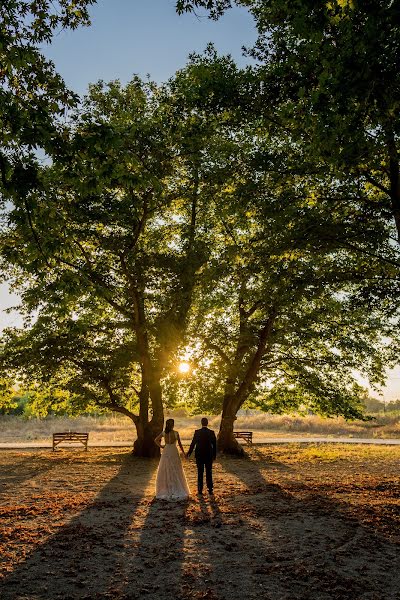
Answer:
[
  {"left": 105, "top": 496, "right": 192, "bottom": 600},
  {"left": 213, "top": 453, "right": 400, "bottom": 600},
  {"left": 0, "top": 451, "right": 69, "bottom": 498},
  {"left": 95, "top": 455, "right": 227, "bottom": 600},
  {"left": 0, "top": 453, "right": 158, "bottom": 600},
  {"left": 243, "top": 444, "right": 294, "bottom": 471},
  {"left": 2, "top": 450, "right": 398, "bottom": 600}
]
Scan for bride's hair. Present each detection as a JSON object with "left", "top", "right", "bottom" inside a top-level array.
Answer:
[{"left": 165, "top": 418, "right": 174, "bottom": 434}]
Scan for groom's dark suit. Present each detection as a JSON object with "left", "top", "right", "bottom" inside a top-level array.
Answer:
[{"left": 188, "top": 426, "right": 217, "bottom": 493}]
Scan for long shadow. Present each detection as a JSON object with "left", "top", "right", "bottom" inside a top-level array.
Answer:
[
  {"left": 215, "top": 452, "right": 400, "bottom": 600},
  {"left": 3, "top": 449, "right": 398, "bottom": 600},
  {"left": 103, "top": 453, "right": 225, "bottom": 600},
  {"left": 173, "top": 474, "right": 263, "bottom": 600},
  {"left": 0, "top": 451, "right": 66, "bottom": 499},
  {"left": 0, "top": 452, "right": 157, "bottom": 600},
  {"left": 103, "top": 447, "right": 194, "bottom": 599},
  {"left": 155, "top": 451, "right": 400, "bottom": 600},
  {"left": 106, "top": 496, "right": 192, "bottom": 600}
]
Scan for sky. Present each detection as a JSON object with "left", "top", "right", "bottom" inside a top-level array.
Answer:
[
  {"left": 1, "top": 0, "right": 399, "bottom": 400},
  {"left": 45, "top": 0, "right": 257, "bottom": 95}
]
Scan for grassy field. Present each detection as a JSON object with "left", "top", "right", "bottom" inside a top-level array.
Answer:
[
  {"left": 0, "top": 412, "right": 399, "bottom": 445},
  {"left": 0, "top": 444, "right": 399, "bottom": 599}
]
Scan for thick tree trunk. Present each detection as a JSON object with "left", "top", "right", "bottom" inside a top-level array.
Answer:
[
  {"left": 132, "top": 376, "right": 164, "bottom": 458},
  {"left": 100, "top": 396, "right": 158, "bottom": 456},
  {"left": 218, "top": 311, "right": 277, "bottom": 455},
  {"left": 132, "top": 419, "right": 162, "bottom": 458},
  {"left": 218, "top": 411, "right": 245, "bottom": 456},
  {"left": 123, "top": 180, "right": 202, "bottom": 457},
  {"left": 217, "top": 396, "right": 245, "bottom": 456}
]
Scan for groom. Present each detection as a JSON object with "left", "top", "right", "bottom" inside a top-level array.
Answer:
[{"left": 187, "top": 417, "right": 217, "bottom": 495}]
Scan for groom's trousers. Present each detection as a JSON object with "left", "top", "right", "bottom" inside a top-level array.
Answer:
[{"left": 196, "top": 458, "right": 213, "bottom": 492}]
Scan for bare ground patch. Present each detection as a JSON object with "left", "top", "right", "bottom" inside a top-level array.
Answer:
[{"left": 0, "top": 444, "right": 399, "bottom": 600}]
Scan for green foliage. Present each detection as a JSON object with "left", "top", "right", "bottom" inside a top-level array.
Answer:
[
  {"left": 1, "top": 308, "right": 140, "bottom": 417},
  {"left": 0, "top": 386, "right": 105, "bottom": 418},
  {"left": 1, "top": 394, "right": 27, "bottom": 416},
  {"left": 162, "top": 52, "right": 400, "bottom": 422},
  {"left": 0, "top": 376, "right": 17, "bottom": 413},
  {"left": 181, "top": 186, "right": 399, "bottom": 418},
  {"left": 0, "top": 72, "right": 227, "bottom": 437},
  {"left": 0, "top": 0, "right": 95, "bottom": 198},
  {"left": 176, "top": 0, "right": 231, "bottom": 18},
  {"left": 176, "top": 0, "right": 400, "bottom": 241},
  {"left": 1, "top": 42, "right": 399, "bottom": 432}
]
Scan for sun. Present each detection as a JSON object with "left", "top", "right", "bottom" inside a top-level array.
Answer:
[{"left": 178, "top": 361, "right": 190, "bottom": 374}]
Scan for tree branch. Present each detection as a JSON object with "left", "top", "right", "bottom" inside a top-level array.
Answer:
[
  {"left": 338, "top": 240, "right": 400, "bottom": 268},
  {"left": 23, "top": 198, "right": 52, "bottom": 268},
  {"left": 100, "top": 400, "right": 139, "bottom": 424},
  {"left": 363, "top": 172, "right": 390, "bottom": 195},
  {"left": 204, "top": 339, "right": 232, "bottom": 366},
  {"left": 102, "top": 380, "right": 139, "bottom": 424},
  {"left": 234, "top": 309, "right": 277, "bottom": 410},
  {"left": 246, "top": 299, "right": 263, "bottom": 318}
]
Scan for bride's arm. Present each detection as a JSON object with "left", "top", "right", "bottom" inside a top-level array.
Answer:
[
  {"left": 176, "top": 432, "right": 185, "bottom": 454},
  {"left": 154, "top": 433, "right": 164, "bottom": 448}
]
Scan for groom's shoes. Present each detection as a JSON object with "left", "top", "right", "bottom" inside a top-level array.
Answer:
[{"left": 208, "top": 489, "right": 214, "bottom": 496}]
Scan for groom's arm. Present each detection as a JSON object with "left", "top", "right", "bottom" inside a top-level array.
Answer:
[{"left": 187, "top": 431, "right": 198, "bottom": 457}]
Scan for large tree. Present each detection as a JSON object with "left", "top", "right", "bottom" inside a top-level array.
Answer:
[
  {"left": 0, "top": 74, "right": 225, "bottom": 456},
  {"left": 171, "top": 83, "right": 400, "bottom": 453},
  {"left": 184, "top": 188, "right": 400, "bottom": 453}
]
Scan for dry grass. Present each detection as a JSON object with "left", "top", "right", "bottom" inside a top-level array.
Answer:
[
  {"left": 233, "top": 412, "right": 400, "bottom": 438},
  {"left": 0, "top": 444, "right": 399, "bottom": 599},
  {"left": 0, "top": 412, "right": 399, "bottom": 445},
  {"left": 0, "top": 414, "right": 137, "bottom": 443}
]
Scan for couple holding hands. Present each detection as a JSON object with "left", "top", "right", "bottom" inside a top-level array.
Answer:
[{"left": 154, "top": 417, "right": 217, "bottom": 501}]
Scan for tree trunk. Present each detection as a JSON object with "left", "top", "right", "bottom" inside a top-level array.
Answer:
[
  {"left": 132, "top": 418, "right": 162, "bottom": 458},
  {"left": 218, "top": 312, "right": 277, "bottom": 455},
  {"left": 132, "top": 376, "right": 164, "bottom": 458},
  {"left": 218, "top": 403, "right": 245, "bottom": 456}
]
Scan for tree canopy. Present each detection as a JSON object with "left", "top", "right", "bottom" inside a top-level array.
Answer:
[
  {"left": 169, "top": 56, "right": 400, "bottom": 450},
  {"left": 0, "top": 0, "right": 95, "bottom": 197},
  {"left": 0, "top": 73, "right": 227, "bottom": 455},
  {"left": 176, "top": 0, "right": 400, "bottom": 242}
]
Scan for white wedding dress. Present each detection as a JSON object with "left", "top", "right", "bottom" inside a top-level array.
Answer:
[{"left": 155, "top": 430, "right": 190, "bottom": 501}]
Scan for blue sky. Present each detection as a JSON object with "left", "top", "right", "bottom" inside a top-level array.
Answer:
[
  {"left": 44, "top": 0, "right": 257, "bottom": 94},
  {"left": 1, "top": 0, "right": 399, "bottom": 400}
]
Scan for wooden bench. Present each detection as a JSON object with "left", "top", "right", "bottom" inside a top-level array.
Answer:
[
  {"left": 52, "top": 432, "right": 89, "bottom": 451},
  {"left": 233, "top": 431, "right": 253, "bottom": 445}
]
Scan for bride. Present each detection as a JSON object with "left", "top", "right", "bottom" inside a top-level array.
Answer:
[{"left": 154, "top": 418, "right": 190, "bottom": 501}]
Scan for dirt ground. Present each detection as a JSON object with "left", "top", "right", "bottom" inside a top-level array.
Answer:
[{"left": 0, "top": 444, "right": 399, "bottom": 600}]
